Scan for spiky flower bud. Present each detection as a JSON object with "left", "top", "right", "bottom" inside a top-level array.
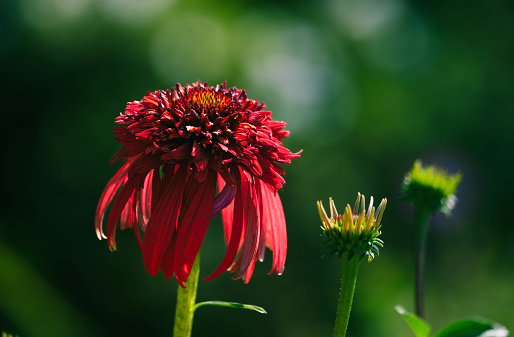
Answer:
[
  {"left": 402, "top": 160, "right": 462, "bottom": 216},
  {"left": 317, "top": 193, "right": 387, "bottom": 262}
]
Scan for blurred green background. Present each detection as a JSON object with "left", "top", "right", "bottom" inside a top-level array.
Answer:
[{"left": 1, "top": 0, "right": 513, "bottom": 336}]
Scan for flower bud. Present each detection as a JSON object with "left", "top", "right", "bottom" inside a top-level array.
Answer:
[{"left": 317, "top": 193, "right": 387, "bottom": 262}]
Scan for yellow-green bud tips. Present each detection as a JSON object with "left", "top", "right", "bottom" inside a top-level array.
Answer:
[
  {"left": 317, "top": 193, "right": 387, "bottom": 262},
  {"left": 402, "top": 160, "right": 462, "bottom": 216}
]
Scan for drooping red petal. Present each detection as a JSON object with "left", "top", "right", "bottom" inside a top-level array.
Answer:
[
  {"left": 204, "top": 170, "right": 244, "bottom": 282},
  {"left": 259, "top": 180, "right": 287, "bottom": 275},
  {"left": 172, "top": 170, "right": 217, "bottom": 286},
  {"left": 218, "top": 173, "right": 246, "bottom": 252},
  {"left": 138, "top": 169, "right": 154, "bottom": 232},
  {"left": 242, "top": 258, "right": 257, "bottom": 284},
  {"left": 151, "top": 167, "right": 162, "bottom": 213},
  {"left": 218, "top": 176, "right": 232, "bottom": 245},
  {"left": 159, "top": 231, "right": 178, "bottom": 279},
  {"left": 131, "top": 188, "right": 143, "bottom": 249},
  {"left": 143, "top": 164, "right": 187, "bottom": 276},
  {"left": 119, "top": 193, "right": 134, "bottom": 230},
  {"left": 110, "top": 142, "right": 149, "bottom": 163},
  {"left": 106, "top": 173, "right": 142, "bottom": 251},
  {"left": 212, "top": 179, "right": 237, "bottom": 217},
  {"left": 95, "top": 159, "right": 133, "bottom": 240},
  {"left": 129, "top": 152, "right": 162, "bottom": 177},
  {"left": 257, "top": 190, "right": 267, "bottom": 263},
  {"left": 229, "top": 173, "right": 261, "bottom": 282}
]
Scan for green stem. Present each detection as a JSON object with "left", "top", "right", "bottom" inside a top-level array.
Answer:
[
  {"left": 412, "top": 206, "right": 431, "bottom": 319},
  {"left": 173, "top": 251, "right": 201, "bottom": 337},
  {"left": 332, "top": 254, "right": 362, "bottom": 337}
]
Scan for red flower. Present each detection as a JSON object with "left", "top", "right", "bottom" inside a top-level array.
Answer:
[{"left": 95, "top": 81, "right": 300, "bottom": 286}]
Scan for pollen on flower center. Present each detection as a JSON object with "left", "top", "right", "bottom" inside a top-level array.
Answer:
[{"left": 190, "top": 91, "right": 232, "bottom": 112}]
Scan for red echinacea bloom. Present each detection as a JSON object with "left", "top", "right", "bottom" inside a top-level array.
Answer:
[{"left": 95, "top": 81, "right": 300, "bottom": 286}]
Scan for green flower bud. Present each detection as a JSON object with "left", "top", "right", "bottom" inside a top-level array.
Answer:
[
  {"left": 317, "top": 193, "right": 387, "bottom": 262},
  {"left": 402, "top": 160, "right": 462, "bottom": 216}
]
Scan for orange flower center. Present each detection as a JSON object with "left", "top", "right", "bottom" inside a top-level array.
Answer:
[{"left": 191, "top": 91, "right": 231, "bottom": 112}]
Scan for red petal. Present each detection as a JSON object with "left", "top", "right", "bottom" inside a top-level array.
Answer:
[
  {"left": 129, "top": 153, "right": 162, "bottom": 177},
  {"left": 95, "top": 159, "right": 133, "bottom": 240},
  {"left": 229, "top": 174, "right": 261, "bottom": 281},
  {"left": 119, "top": 193, "right": 134, "bottom": 230},
  {"left": 161, "top": 141, "right": 192, "bottom": 161},
  {"left": 204, "top": 170, "right": 244, "bottom": 281},
  {"left": 259, "top": 181, "right": 287, "bottom": 275},
  {"left": 243, "top": 259, "right": 256, "bottom": 284},
  {"left": 218, "top": 176, "right": 234, "bottom": 245},
  {"left": 212, "top": 178, "right": 236, "bottom": 217},
  {"left": 151, "top": 167, "right": 162, "bottom": 212},
  {"left": 160, "top": 232, "right": 178, "bottom": 280},
  {"left": 106, "top": 173, "right": 142, "bottom": 251},
  {"left": 172, "top": 170, "right": 217, "bottom": 285},
  {"left": 143, "top": 164, "right": 187, "bottom": 276},
  {"left": 131, "top": 189, "right": 143, "bottom": 249},
  {"left": 257, "top": 185, "right": 267, "bottom": 263},
  {"left": 138, "top": 169, "right": 154, "bottom": 232},
  {"left": 110, "top": 142, "right": 148, "bottom": 163}
]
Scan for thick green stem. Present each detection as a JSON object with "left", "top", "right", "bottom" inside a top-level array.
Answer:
[
  {"left": 333, "top": 254, "right": 362, "bottom": 337},
  {"left": 413, "top": 207, "right": 431, "bottom": 319},
  {"left": 173, "top": 251, "right": 201, "bottom": 337}
]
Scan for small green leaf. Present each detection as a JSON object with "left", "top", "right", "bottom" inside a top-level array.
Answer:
[
  {"left": 396, "top": 306, "right": 431, "bottom": 337},
  {"left": 193, "top": 301, "right": 267, "bottom": 314},
  {"left": 432, "top": 318, "right": 509, "bottom": 337}
]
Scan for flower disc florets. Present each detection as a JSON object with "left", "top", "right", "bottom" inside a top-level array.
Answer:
[
  {"left": 402, "top": 160, "right": 462, "bottom": 216},
  {"left": 317, "top": 193, "right": 387, "bottom": 262}
]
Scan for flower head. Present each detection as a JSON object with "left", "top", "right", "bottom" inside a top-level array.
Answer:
[
  {"left": 95, "top": 81, "right": 300, "bottom": 286},
  {"left": 402, "top": 160, "right": 462, "bottom": 216},
  {"left": 317, "top": 193, "right": 387, "bottom": 262}
]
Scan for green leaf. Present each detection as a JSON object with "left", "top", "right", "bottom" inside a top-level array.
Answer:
[
  {"left": 193, "top": 301, "right": 267, "bottom": 314},
  {"left": 395, "top": 306, "right": 431, "bottom": 337},
  {"left": 432, "top": 318, "right": 509, "bottom": 337}
]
